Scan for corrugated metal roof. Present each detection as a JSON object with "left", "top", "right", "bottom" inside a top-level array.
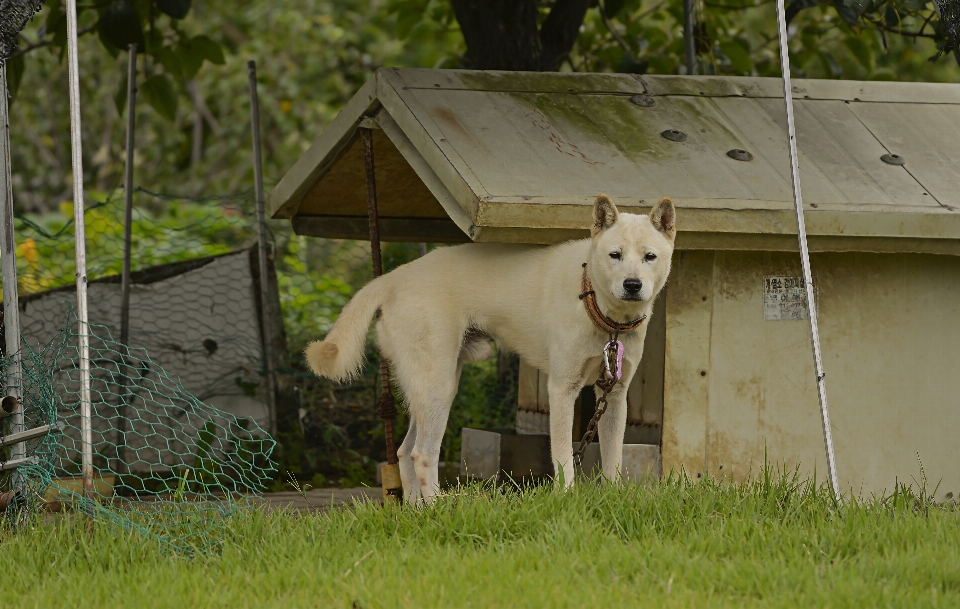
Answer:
[{"left": 269, "top": 68, "right": 960, "bottom": 253}]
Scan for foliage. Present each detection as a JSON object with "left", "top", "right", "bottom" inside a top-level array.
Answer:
[
  {"left": 8, "top": 0, "right": 449, "bottom": 215},
  {"left": 9, "top": 0, "right": 225, "bottom": 119},
  {"left": 569, "top": 0, "right": 960, "bottom": 81},
  {"left": 389, "top": 0, "right": 960, "bottom": 79},
  {"left": 4, "top": 188, "right": 252, "bottom": 298},
  {"left": 5, "top": 472, "right": 960, "bottom": 606}
]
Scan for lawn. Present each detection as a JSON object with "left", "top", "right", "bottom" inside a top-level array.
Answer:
[{"left": 4, "top": 472, "right": 959, "bottom": 608}]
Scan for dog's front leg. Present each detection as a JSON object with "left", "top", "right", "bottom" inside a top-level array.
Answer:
[
  {"left": 548, "top": 375, "right": 583, "bottom": 488},
  {"left": 597, "top": 356, "right": 637, "bottom": 483},
  {"left": 597, "top": 382, "right": 630, "bottom": 484}
]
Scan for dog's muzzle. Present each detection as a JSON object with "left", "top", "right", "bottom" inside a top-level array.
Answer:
[{"left": 622, "top": 278, "right": 643, "bottom": 300}]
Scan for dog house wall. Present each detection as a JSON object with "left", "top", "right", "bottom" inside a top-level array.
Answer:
[{"left": 270, "top": 68, "right": 960, "bottom": 497}]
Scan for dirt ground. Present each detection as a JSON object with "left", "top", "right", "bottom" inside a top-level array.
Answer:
[{"left": 255, "top": 487, "right": 382, "bottom": 511}]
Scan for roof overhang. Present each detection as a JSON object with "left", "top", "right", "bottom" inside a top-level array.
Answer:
[{"left": 269, "top": 68, "right": 960, "bottom": 254}]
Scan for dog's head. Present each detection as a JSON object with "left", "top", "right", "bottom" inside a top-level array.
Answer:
[{"left": 588, "top": 194, "right": 675, "bottom": 306}]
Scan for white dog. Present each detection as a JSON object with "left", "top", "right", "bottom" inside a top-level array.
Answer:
[{"left": 306, "top": 195, "right": 676, "bottom": 502}]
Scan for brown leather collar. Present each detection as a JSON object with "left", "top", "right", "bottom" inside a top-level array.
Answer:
[{"left": 579, "top": 264, "right": 647, "bottom": 334}]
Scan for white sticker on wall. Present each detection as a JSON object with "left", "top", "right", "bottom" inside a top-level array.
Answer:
[{"left": 763, "top": 276, "right": 809, "bottom": 321}]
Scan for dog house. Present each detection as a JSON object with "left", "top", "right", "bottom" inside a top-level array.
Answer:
[{"left": 270, "top": 68, "right": 960, "bottom": 497}]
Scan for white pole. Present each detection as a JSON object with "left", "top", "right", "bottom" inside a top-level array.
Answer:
[
  {"left": 64, "top": 0, "right": 94, "bottom": 499},
  {"left": 774, "top": 0, "right": 841, "bottom": 503},
  {"left": 0, "top": 62, "right": 25, "bottom": 474}
]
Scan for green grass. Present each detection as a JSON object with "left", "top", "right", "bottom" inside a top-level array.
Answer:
[{"left": 4, "top": 472, "right": 960, "bottom": 608}]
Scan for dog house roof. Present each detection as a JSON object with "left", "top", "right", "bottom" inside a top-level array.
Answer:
[{"left": 269, "top": 68, "right": 960, "bottom": 254}]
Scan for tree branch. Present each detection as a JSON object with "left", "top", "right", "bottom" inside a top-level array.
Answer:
[
  {"left": 540, "top": 0, "right": 591, "bottom": 70},
  {"left": 864, "top": 16, "right": 940, "bottom": 39},
  {"left": 598, "top": 0, "right": 634, "bottom": 59},
  {"left": 9, "top": 24, "right": 97, "bottom": 60}
]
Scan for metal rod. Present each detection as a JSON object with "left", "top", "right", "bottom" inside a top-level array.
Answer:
[
  {"left": 64, "top": 0, "right": 94, "bottom": 500},
  {"left": 361, "top": 128, "right": 384, "bottom": 278},
  {"left": 247, "top": 60, "right": 277, "bottom": 439},
  {"left": 775, "top": 0, "right": 841, "bottom": 503},
  {"left": 0, "top": 422, "right": 61, "bottom": 449},
  {"left": 120, "top": 44, "right": 136, "bottom": 351},
  {"left": 0, "top": 456, "right": 36, "bottom": 472},
  {"left": 684, "top": 0, "right": 697, "bottom": 75},
  {"left": 0, "top": 62, "right": 24, "bottom": 470},
  {"left": 115, "top": 44, "right": 137, "bottom": 474},
  {"left": 360, "top": 127, "right": 398, "bottom": 468}
]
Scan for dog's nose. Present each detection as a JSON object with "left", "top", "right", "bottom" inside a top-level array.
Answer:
[{"left": 623, "top": 278, "right": 642, "bottom": 294}]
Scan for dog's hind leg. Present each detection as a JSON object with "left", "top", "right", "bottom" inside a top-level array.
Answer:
[
  {"left": 385, "top": 339, "right": 461, "bottom": 504},
  {"left": 397, "top": 419, "right": 420, "bottom": 503},
  {"left": 395, "top": 355, "right": 461, "bottom": 504}
]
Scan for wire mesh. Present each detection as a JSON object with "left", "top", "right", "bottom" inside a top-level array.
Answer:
[{"left": 1, "top": 315, "right": 276, "bottom": 555}]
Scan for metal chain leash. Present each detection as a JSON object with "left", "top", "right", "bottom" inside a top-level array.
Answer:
[{"left": 574, "top": 327, "right": 621, "bottom": 461}]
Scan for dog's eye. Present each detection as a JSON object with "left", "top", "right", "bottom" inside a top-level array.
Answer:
[
  {"left": 644, "top": 253, "right": 657, "bottom": 261},
  {"left": 609, "top": 252, "right": 622, "bottom": 260}
]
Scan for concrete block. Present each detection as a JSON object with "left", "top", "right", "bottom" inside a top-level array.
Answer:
[{"left": 460, "top": 427, "right": 661, "bottom": 484}]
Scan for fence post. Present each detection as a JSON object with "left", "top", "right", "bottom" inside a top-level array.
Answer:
[
  {"left": 115, "top": 43, "right": 138, "bottom": 474},
  {"left": 247, "top": 61, "right": 278, "bottom": 439},
  {"left": 359, "top": 124, "right": 403, "bottom": 503},
  {"left": 64, "top": 0, "right": 94, "bottom": 500},
  {"left": 775, "top": 0, "right": 841, "bottom": 502},
  {"left": 683, "top": 0, "right": 696, "bottom": 75},
  {"left": 0, "top": 62, "right": 25, "bottom": 475}
]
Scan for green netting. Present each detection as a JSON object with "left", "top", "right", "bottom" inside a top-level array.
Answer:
[
  {"left": 1, "top": 315, "right": 276, "bottom": 555},
  {"left": 0, "top": 322, "right": 65, "bottom": 519}
]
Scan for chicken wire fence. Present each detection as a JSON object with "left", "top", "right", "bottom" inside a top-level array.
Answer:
[
  {"left": 0, "top": 185, "right": 401, "bottom": 551},
  {"left": 1, "top": 317, "right": 276, "bottom": 555}
]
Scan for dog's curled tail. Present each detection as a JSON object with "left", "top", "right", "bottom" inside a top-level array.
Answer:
[{"left": 304, "top": 278, "right": 386, "bottom": 382}]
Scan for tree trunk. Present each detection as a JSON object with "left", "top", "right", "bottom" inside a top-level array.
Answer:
[{"left": 451, "top": 0, "right": 590, "bottom": 71}]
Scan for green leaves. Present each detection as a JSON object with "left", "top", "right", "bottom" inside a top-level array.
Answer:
[
  {"left": 6, "top": 54, "right": 25, "bottom": 101},
  {"left": 601, "top": 0, "right": 628, "bottom": 19},
  {"left": 141, "top": 74, "right": 178, "bottom": 121},
  {"left": 156, "top": 0, "right": 192, "bottom": 19},
  {"left": 845, "top": 35, "right": 876, "bottom": 71},
  {"left": 785, "top": 0, "right": 821, "bottom": 25},
  {"left": 98, "top": 0, "right": 145, "bottom": 51},
  {"left": 114, "top": 69, "right": 129, "bottom": 115},
  {"left": 719, "top": 40, "right": 752, "bottom": 74},
  {"left": 832, "top": 0, "right": 863, "bottom": 26},
  {"left": 19, "top": 0, "right": 227, "bottom": 123}
]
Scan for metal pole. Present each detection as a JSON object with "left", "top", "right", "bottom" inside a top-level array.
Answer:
[
  {"left": 247, "top": 61, "right": 277, "bottom": 439},
  {"left": 65, "top": 0, "right": 94, "bottom": 499},
  {"left": 0, "top": 62, "right": 25, "bottom": 475},
  {"left": 120, "top": 45, "right": 136, "bottom": 359},
  {"left": 775, "top": 0, "right": 841, "bottom": 503},
  {"left": 360, "top": 127, "right": 402, "bottom": 502},
  {"left": 684, "top": 0, "right": 696, "bottom": 75},
  {"left": 116, "top": 43, "right": 137, "bottom": 473}
]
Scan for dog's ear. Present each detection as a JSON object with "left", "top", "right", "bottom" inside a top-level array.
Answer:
[
  {"left": 650, "top": 197, "right": 676, "bottom": 240},
  {"left": 591, "top": 194, "right": 619, "bottom": 237}
]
